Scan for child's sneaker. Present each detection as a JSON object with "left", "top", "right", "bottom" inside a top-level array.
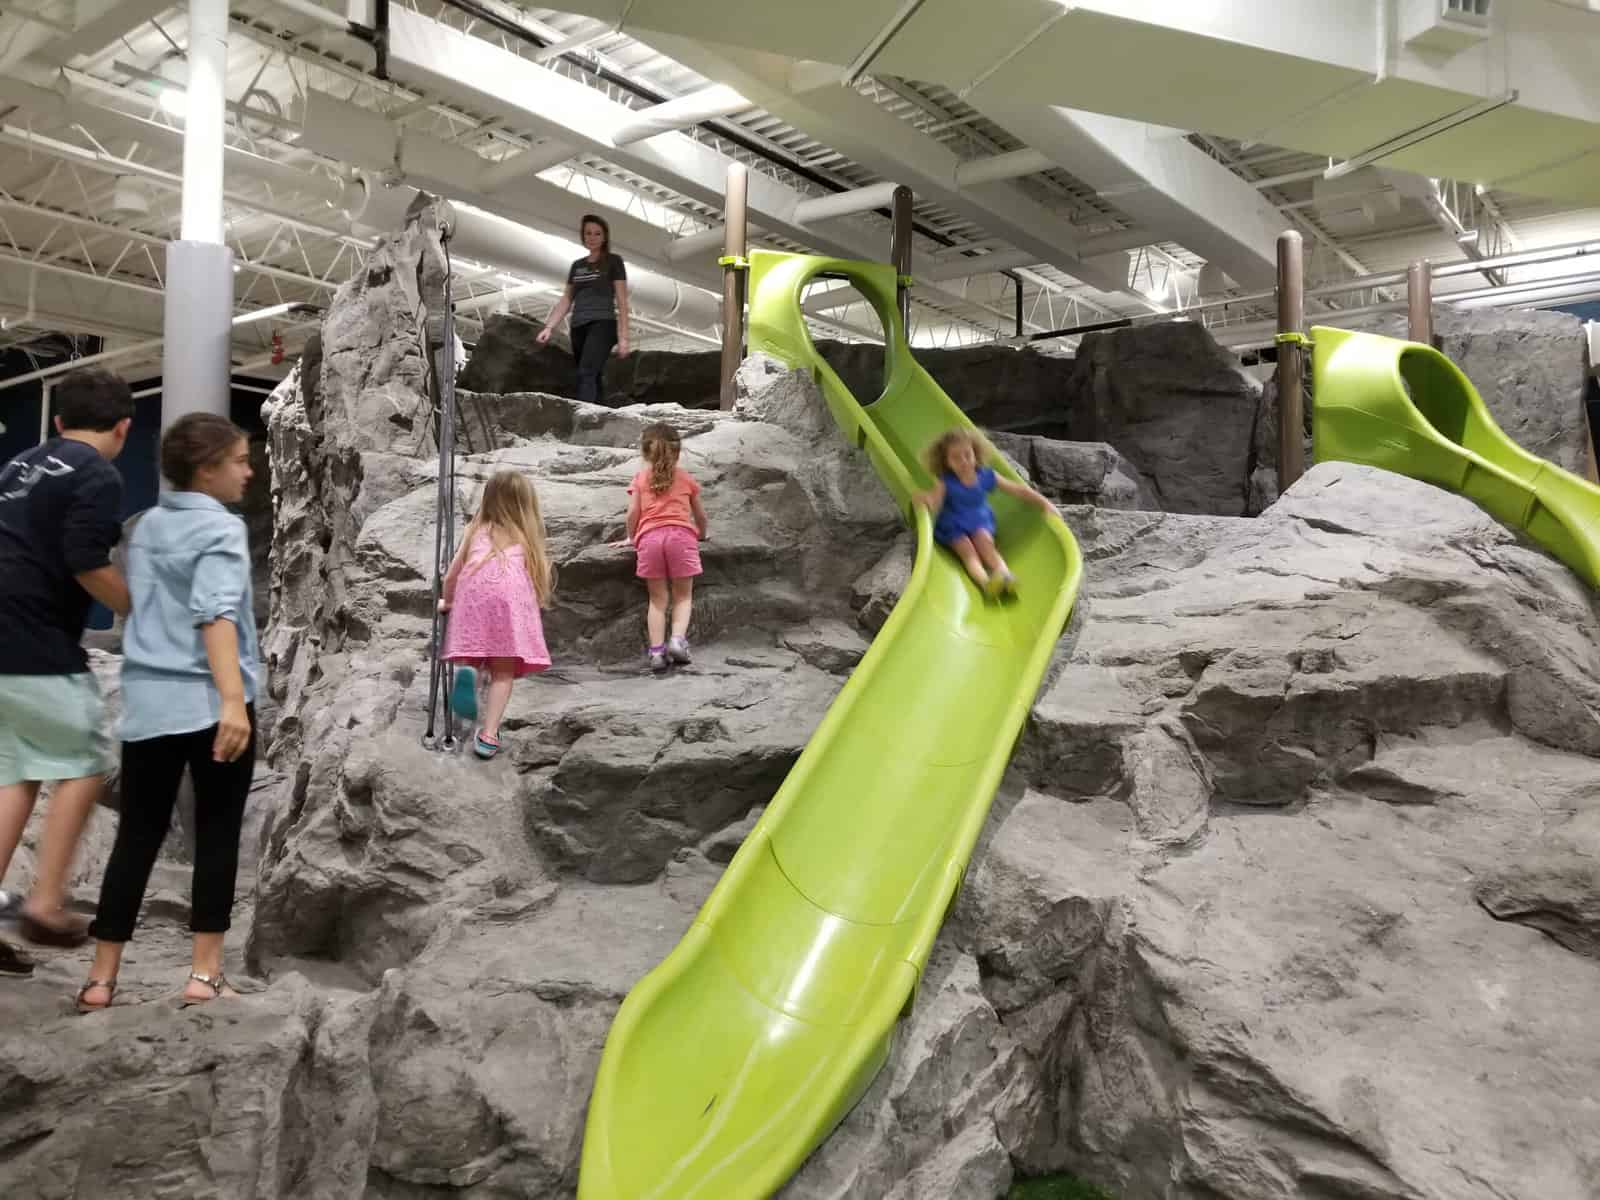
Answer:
[
  {"left": 450, "top": 665, "right": 478, "bottom": 721},
  {"left": 0, "top": 889, "right": 21, "bottom": 921},
  {"left": 983, "top": 573, "right": 1007, "bottom": 600},
  {"left": 666, "top": 635, "right": 692, "bottom": 665},
  {"left": 648, "top": 645, "right": 669, "bottom": 673},
  {"left": 996, "top": 570, "right": 1018, "bottom": 596},
  {"left": 473, "top": 730, "right": 500, "bottom": 760}
]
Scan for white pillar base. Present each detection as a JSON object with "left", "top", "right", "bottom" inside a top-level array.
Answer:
[{"left": 161, "top": 239, "right": 236, "bottom": 432}]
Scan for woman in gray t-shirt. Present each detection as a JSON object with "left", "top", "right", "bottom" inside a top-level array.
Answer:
[{"left": 537, "top": 214, "right": 632, "bottom": 404}]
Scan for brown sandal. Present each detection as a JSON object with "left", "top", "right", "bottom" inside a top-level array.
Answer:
[
  {"left": 75, "top": 978, "right": 116, "bottom": 1014},
  {"left": 180, "top": 971, "right": 237, "bottom": 1007}
]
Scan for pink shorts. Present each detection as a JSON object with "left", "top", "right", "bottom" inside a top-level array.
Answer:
[{"left": 635, "top": 525, "right": 702, "bottom": 579}]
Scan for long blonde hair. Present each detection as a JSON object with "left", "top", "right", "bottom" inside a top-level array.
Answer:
[
  {"left": 923, "top": 428, "right": 992, "bottom": 479},
  {"left": 462, "top": 471, "right": 555, "bottom": 606},
  {"left": 641, "top": 422, "right": 681, "bottom": 494}
]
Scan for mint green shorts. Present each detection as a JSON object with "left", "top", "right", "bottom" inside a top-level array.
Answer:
[{"left": 0, "top": 672, "right": 111, "bottom": 787}]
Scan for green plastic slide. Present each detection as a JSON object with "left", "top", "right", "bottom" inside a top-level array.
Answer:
[
  {"left": 1311, "top": 325, "right": 1600, "bottom": 588},
  {"left": 577, "top": 251, "right": 1083, "bottom": 1198}
]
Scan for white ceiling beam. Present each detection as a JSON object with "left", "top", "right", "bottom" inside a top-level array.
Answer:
[
  {"left": 979, "top": 105, "right": 1283, "bottom": 290},
  {"left": 635, "top": 32, "right": 1136, "bottom": 299}
]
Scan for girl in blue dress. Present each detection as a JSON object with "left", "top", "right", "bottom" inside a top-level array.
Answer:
[{"left": 913, "top": 429, "right": 1057, "bottom": 598}]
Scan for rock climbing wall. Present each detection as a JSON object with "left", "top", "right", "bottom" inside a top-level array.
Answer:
[{"left": 5, "top": 202, "right": 1598, "bottom": 1200}]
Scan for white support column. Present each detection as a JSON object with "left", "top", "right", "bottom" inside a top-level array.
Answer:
[{"left": 162, "top": 0, "right": 235, "bottom": 433}]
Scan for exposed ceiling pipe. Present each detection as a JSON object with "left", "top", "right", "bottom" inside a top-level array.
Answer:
[
  {"left": 665, "top": 226, "right": 742, "bottom": 263},
  {"left": 951, "top": 148, "right": 1051, "bottom": 188},
  {"left": 793, "top": 181, "right": 900, "bottom": 225},
  {"left": 612, "top": 84, "right": 751, "bottom": 146}
]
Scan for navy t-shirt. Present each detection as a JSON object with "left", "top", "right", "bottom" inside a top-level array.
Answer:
[
  {"left": 0, "top": 438, "right": 123, "bottom": 674},
  {"left": 567, "top": 254, "right": 627, "bottom": 328}
]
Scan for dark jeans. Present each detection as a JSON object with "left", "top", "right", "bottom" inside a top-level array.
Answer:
[
  {"left": 572, "top": 319, "right": 617, "bottom": 405},
  {"left": 90, "top": 707, "right": 256, "bottom": 943}
]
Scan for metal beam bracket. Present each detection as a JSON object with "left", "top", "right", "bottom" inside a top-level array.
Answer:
[
  {"left": 1274, "top": 331, "right": 1314, "bottom": 348},
  {"left": 898, "top": 273, "right": 914, "bottom": 287},
  {"left": 717, "top": 255, "right": 749, "bottom": 270}
]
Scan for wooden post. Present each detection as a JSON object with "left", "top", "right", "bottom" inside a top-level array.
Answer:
[
  {"left": 1407, "top": 258, "right": 1433, "bottom": 345},
  {"left": 718, "top": 162, "right": 748, "bottom": 411},
  {"left": 890, "top": 185, "right": 913, "bottom": 333},
  {"left": 1276, "top": 230, "right": 1306, "bottom": 492}
]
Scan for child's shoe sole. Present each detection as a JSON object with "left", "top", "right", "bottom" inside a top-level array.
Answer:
[
  {"left": 450, "top": 666, "right": 479, "bottom": 721},
  {"left": 666, "top": 639, "right": 691, "bottom": 665}
]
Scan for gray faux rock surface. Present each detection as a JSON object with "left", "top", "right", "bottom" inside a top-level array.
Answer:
[{"left": 5, "top": 204, "right": 1598, "bottom": 1200}]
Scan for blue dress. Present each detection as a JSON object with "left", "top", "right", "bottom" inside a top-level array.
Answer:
[{"left": 934, "top": 466, "right": 997, "bottom": 545}]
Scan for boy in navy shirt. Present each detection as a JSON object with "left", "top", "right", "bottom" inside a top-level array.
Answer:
[{"left": 0, "top": 367, "right": 133, "bottom": 974}]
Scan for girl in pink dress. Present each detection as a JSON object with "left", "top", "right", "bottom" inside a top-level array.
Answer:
[{"left": 439, "top": 471, "right": 554, "bottom": 759}]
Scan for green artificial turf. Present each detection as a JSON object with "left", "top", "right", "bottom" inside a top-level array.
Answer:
[{"left": 1005, "top": 1173, "right": 1118, "bottom": 1200}]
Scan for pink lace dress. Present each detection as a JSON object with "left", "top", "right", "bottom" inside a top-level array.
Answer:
[{"left": 441, "top": 531, "right": 550, "bottom": 677}]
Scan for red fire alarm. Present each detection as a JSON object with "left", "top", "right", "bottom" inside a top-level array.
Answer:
[{"left": 270, "top": 331, "right": 285, "bottom": 365}]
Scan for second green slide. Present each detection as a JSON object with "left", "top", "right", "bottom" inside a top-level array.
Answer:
[{"left": 1311, "top": 324, "right": 1600, "bottom": 589}]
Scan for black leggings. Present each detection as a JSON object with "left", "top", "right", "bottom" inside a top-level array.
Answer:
[
  {"left": 572, "top": 319, "right": 617, "bottom": 405},
  {"left": 90, "top": 708, "right": 256, "bottom": 943}
]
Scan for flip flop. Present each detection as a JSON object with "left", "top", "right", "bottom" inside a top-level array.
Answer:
[{"left": 450, "top": 665, "right": 479, "bottom": 721}]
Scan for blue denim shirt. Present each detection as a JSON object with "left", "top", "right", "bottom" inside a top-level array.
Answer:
[{"left": 120, "top": 492, "right": 261, "bottom": 743}]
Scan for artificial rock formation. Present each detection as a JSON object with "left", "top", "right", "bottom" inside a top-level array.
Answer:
[
  {"left": 5, "top": 204, "right": 1599, "bottom": 1200},
  {"left": 459, "top": 312, "right": 1080, "bottom": 434}
]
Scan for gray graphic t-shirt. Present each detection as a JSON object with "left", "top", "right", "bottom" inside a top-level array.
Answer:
[{"left": 567, "top": 254, "right": 627, "bottom": 328}]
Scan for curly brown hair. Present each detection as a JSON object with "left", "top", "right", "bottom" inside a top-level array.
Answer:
[{"left": 922, "top": 428, "right": 992, "bottom": 479}]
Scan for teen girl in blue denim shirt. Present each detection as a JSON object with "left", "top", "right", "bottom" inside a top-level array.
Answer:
[{"left": 77, "top": 413, "right": 260, "bottom": 1011}]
